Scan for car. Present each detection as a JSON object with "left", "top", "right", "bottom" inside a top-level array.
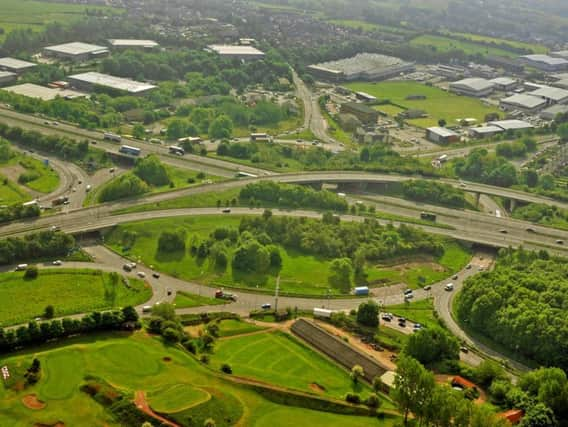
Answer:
[
  {"left": 222, "top": 208, "right": 231, "bottom": 213},
  {"left": 423, "top": 285, "right": 432, "bottom": 291},
  {"left": 557, "top": 240, "right": 564, "bottom": 245},
  {"left": 296, "top": 139, "right": 303, "bottom": 142},
  {"left": 444, "top": 283, "right": 454, "bottom": 291},
  {"left": 137, "top": 271, "right": 146, "bottom": 278},
  {"left": 167, "top": 288, "right": 172, "bottom": 296},
  {"left": 261, "top": 303, "right": 271, "bottom": 310},
  {"left": 460, "top": 183, "right": 467, "bottom": 188},
  {"left": 91, "top": 140, "right": 97, "bottom": 145},
  {"left": 413, "top": 323, "right": 422, "bottom": 330},
  {"left": 526, "top": 227, "right": 536, "bottom": 233},
  {"left": 460, "top": 346, "right": 469, "bottom": 353},
  {"left": 52, "top": 260, "right": 62, "bottom": 266},
  {"left": 62, "top": 200, "right": 70, "bottom": 205},
  {"left": 152, "top": 272, "right": 160, "bottom": 278},
  {"left": 466, "top": 264, "right": 472, "bottom": 270},
  {"left": 109, "top": 168, "right": 115, "bottom": 173},
  {"left": 381, "top": 313, "right": 393, "bottom": 321},
  {"left": 50, "top": 225, "right": 60, "bottom": 232},
  {"left": 403, "top": 288, "right": 413, "bottom": 295},
  {"left": 404, "top": 293, "right": 414, "bottom": 300},
  {"left": 452, "top": 275, "right": 458, "bottom": 280},
  {"left": 15, "top": 263, "right": 28, "bottom": 271},
  {"left": 499, "top": 229, "right": 508, "bottom": 234},
  {"left": 52, "top": 122, "right": 58, "bottom": 126}
]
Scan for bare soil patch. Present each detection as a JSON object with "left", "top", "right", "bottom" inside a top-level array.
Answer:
[
  {"left": 163, "top": 356, "right": 172, "bottom": 362},
  {"left": 309, "top": 383, "right": 326, "bottom": 393},
  {"left": 22, "top": 394, "right": 45, "bottom": 410}
]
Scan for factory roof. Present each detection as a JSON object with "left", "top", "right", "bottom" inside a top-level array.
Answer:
[
  {"left": 470, "top": 125, "right": 503, "bottom": 134},
  {"left": 540, "top": 104, "right": 568, "bottom": 118},
  {"left": 501, "top": 94, "right": 547, "bottom": 109},
  {"left": 68, "top": 72, "right": 156, "bottom": 94},
  {"left": 450, "top": 77, "right": 495, "bottom": 92},
  {"left": 0, "top": 57, "right": 36, "bottom": 71},
  {"left": 551, "top": 79, "right": 568, "bottom": 89},
  {"left": 427, "top": 126, "right": 458, "bottom": 137},
  {"left": 488, "top": 119, "right": 534, "bottom": 131},
  {"left": 2, "top": 83, "right": 85, "bottom": 101},
  {"left": 490, "top": 77, "right": 517, "bottom": 86},
  {"left": 309, "top": 53, "right": 412, "bottom": 77},
  {"left": 108, "top": 39, "right": 159, "bottom": 48},
  {"left": 521, "top": 54, "right": 568, "bottom": 66},
  {"left": 551, "top": 50, "right": 568, "bottom": 59},
  {"left": 529, "top": 86, "right": 568, "bottom": 101},
  {"left": 44, "top": 42, "right": 109, "bottom": 56},
  {"left": 0, "top": 71, "right": 17, "bottom": 79},
  {"left": 207, "top": 45, "right": 265, "bottom": 56}
]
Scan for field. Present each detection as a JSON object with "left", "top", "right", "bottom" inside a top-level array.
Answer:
[
  {"left": 345, "top": 81, "right": 500, "bottom": 128},
  {"left": 211, "top": 330, "right": 370, "bottom": 398},
  {"left": 0, "top": 154, "right": 60, "bottom": 194},
  {"left": 0, "top": 332, "right": 399, "bottom": 426},
  {"left": 409, "top": 34, "right": 517, "bottom": 58},
  {"left": 173, "top": 291, "right": 226, "bottom": 309},
  {"left": 0, "top": 269, "right": 151, "bottom": 326},
  {"left": 327, "top": 19, "right": 413, "bottom": 35},
  {"left": 216, "top": 319, "right": 268, "bottom": 337},
  {"left": 104, "top": 215, "right": 471, "bottom": 296},
  {"left": 0, "top": 174, "right": 30, "bottom": 205},
  {"left": 0, "top": 0, "right": 119, "bottom": 42},
  {"left": 444, "top": 31, "right": 547, "bottom": 54}
]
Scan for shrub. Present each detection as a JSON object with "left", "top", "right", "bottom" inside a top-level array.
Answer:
[
  {"left": 23, "top": 265, "right": 38, "bottom": 279},
  {"left": 44, "top": 305, "right": 55, "bottom": 319},
  {"left": 162, "top": 327, "right": 181, "bottom": 343},
  {"left": 364, "top": 394, "right": 381, "bottom": 408},
  {"left": 220, "top": 363, "right": 232, "bottom": 374},
  {"left": 345, "top": 393, "right": 361, "bottom": 404}
]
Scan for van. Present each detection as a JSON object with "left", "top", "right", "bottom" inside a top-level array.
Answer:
[
  {"left": 142, "top": 305, "right": 152, "bottom": 313},
  {"left": 444, "top": 283, "right": 454, "bottom": 291},
  {"left": 15, "top": 264, "right": 28, "bottom": 271}
]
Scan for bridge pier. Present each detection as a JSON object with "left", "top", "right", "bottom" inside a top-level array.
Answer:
[{"left": 510, "top": 199, "right": 517, "bottom": 212}]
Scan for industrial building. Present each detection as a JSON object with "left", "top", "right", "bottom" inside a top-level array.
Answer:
[
  {"left": 540, "top": 104, "right": 568, "bottom": 121},
  {"left": 469, "top": 125, "right": 504, "bottom": 139},
  {"left": 528, "top": 86, "right": 568, "bottom": 105},
  {"left": 551, "top": 51, "right": 568, "bottom": 60},
  {"left": 488, "top": 120, "right": 534, "bottom": 132},
  {"left": 206, "top": 45, "right": 265, "bottom": 60},
  {"left": 426, "top": 127, "right": 459, "bottom": 144},
  {"left": 2, "top": 83, "right": 85, "bottom": 101},
  {"left": 355, "top": 91, "right": 377, "bottom": 102},
  {"left": 43, "top": 42, "right": 109, "bottom": 61},
  {"left": 449, "top": 78, "right": 495, "bottom": 97},
  {"left": 500, "top": 94, "right": 547, "bottom": 113},
  {"left": 489, "top": 77, "right": 518, "bottom": 91},
  {"left": 108, "top": 39, "right": 159, "bottom": 50},
  {"left": 551, "top": 79, "right": 568, "bottom": 90},
  {"left": 340, "top": 102, "right": 379, "bottom": 124},
  {"left": 519, "top": 54, "right": 568, "bottom": 72},
  {"left": 0, "top": 57, "right": 36, "bottom": 74},
  {"left": 67, "top": 72, "right": 156, "bottom": 95},
  {"left": 307, "top": 53, "right": 414, "bottom": 82},
  {"left": 0, "top": 71, "right": 17, "bottom": 86}
]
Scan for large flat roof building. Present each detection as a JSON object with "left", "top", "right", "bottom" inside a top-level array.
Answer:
[
  {"left": 489, "top": 77, "right": 518, "bottom": 91},
  {"left": 520, "top": 54, "right": 568, "bottom": 72},
  {"left": 0, "top": 57, "right": 37, "bottom": 74},
  {"left": 307, "top": 53, "right": 415, "bottom": 82},
  {"left": 449, "top": 78, "right": 495, "bottom": 97},
  {"left": 206, "top": 45, "right": 265, "bottom": 60},
  {"left": 528, "top": 86, "right": 568, "bottom": 105},
  {"left": 43, "top": 42, "right": 109, "bottom": 61},
  {"left": 500, "top": 94, "right": 547, "bottom": 113},
  {"left": 108, "top": 39, "right": 159, "bottom": 50},
  {"left": 2, "top": 83, "right": 85, "bottom": 101},
  {"left": 469, "top": 125, "right": 504, "bottom": 139},
  {"left": 67, "top": 72, "right": 156, "bottom": 95},
  {"left": 540, "top": 104, "right": 568, "bottom": 121},
  {"left": 426, "top": 127, "right": 459, "bottom": 144},
  {"left": 340, "top": 102, "right": 379, "bottom": 124},
  {"left": 488, "top": 119, "right": 534, "bottom": 132},
  {"left": 0, "top": 71, "right": 17, "bottom": 86}
]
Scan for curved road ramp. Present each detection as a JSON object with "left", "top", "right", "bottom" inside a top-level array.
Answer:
[{"left": 291, "top": 319, "right": 387, "bottom": 383}]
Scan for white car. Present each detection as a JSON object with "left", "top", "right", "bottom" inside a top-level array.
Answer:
[
  {"left": 52, "top": 260, "right": 62, "bottom": 266},
  {"left": 137, "top": 271, "right": 146, "bottom": 278}
]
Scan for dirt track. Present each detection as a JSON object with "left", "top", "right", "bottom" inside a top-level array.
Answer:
[{"left": 134, "top": 390, "right": 179, "bottom": 427}]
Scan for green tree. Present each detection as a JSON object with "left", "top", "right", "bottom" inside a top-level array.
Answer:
[
  {"left": 208, "top": 115, "right": 233, "bottom": 139},
  {"left": 356, "top": 300, "right": 379, "bottom": 327},
  {"left": 44, "top": 305, "right": 55, "bottom": 319},
  {"left": 350, "top": 364, "right": 364, "bottom": 384},
  {"left": 557, "top": 123, "right": 568, "bottom": 142},
  {"left": 132, "top": 124, "right": 145, "bottom": 139},
  {"left": 404, "top": 326, "right": 460, "bottom": 365},
  {"left": 134, "top": 155, "right": 170, "bottom": 186},
  {"left": 328, "top": 257, "right": 352, "bottom": 293}
]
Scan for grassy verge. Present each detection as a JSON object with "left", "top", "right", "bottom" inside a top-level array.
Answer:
[
  {"left": 173, "top": 291, "right": 226, "bottom": 309},
  {"left": 386, "top": 299, "right": 439, "bottom": 329}
]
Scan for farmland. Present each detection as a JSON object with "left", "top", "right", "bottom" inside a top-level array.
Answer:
[
  {"left": 0, "top": 269, "right": 151, "bottom": 326},
  {"left": 443, "top": 31, "right": 548, "bottom": 54},
  {"left": 104, "top": 215, "right": 470, "bottom": 296},
  {"left": 0, "top": 0, "right": 119, "bottom": 42},
  {"left": 409, "top": 34, "right": 516, "bottom": 58},
  {"left": 0, "top": 332, "right": 398, "bottom": 426},
  {"left": 345, "top": 81, "right": 500, "bottom": 128}
]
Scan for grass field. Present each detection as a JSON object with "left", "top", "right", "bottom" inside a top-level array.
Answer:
[
  {"left": 409, "top": 34, "right": 516, "bottom": 58},
  {"left": 386, "top": 299, "right": 439, "bottom": 329},
  {"left": 0, "top": 154, "right": 60, "bottom": 194},
  {"left": 0, "top": 174, "right": 30, "bottom": 205},
  {"left": 104, "top": 215, "right": 471, "bottom": 296},
  {"left": 0, "top": 332, "right": 398, "bottom": 426},
  {"left": 87, "top": 166, "right": 223, "bottom": 206},
  {"left": 211, "top": 330, "right": 370, "bottom": 398},
  {"left": 443, "top": 31, "right": 547, "bottom": 54},
  {"left": 345, "top": 81, "right": 500, "bottom": 128},
  {"left": 216, "top": 319, "right": 267, "bottom": 337},
  {"left": 173, "top": 291, "right": 226, "bottom": 309},
  {"left": 327, "top": 19, "right": 413, "bottom": 35},
  {"left": 0, "top": 269, "right": 151, "bottom": 326},
  {"left": 0, "top": 0, "right": 119, "bottom": 42}
]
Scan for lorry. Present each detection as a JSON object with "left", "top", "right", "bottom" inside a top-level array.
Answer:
[
  {"left": 354, "top": 286, "right": 369, "bottom": 296},
  {"left": 52, "top": 196, "right": 69, "bottom": 206},
  {"left": 313, "top": 308, "right": 333, "bottom": 318},
  {"left": 168, "top": 145, "right": 185, "bottom": 156},
  {"left": 103, "top": 132, "right": 122, "bottom": 142},
  {"left": 215, "top": 290, "right": 238, "bottom": 301}
]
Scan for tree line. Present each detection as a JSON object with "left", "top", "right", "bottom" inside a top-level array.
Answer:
[
  {"left": 0, "top": 230, "right": 75, "bottom": 266},
  {"left": 456, "top": 247, "right": 568, "bottom": 371},
  {"left": 402, "top": 180, "right": 466, "bottom": 208}
]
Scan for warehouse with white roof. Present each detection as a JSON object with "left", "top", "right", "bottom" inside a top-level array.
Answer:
[
  {"left": 207, "top": 45, "right": 265, "bottom": 60},
  {"left": 108, "top": 39, "right": 159, "bottom": 50},
  {"left": 528, "top": 86, "right": 568, "bottom": 105},
  {"left": 0, "top": 71, "right": 17, "bottom": 86},
  {"left": 469, "top": 125, "right": 504, "bottom": 139},
  {"left": 426, "top": 127, "right": 459, "bottom": 144},
  {"left": 449, "top": 78, "right": 495, "bottom": 97},
  {"left": 520, "top": 54, "right": 568, "bottom": 72},
  {"left": 67, "top": 72, "right": 156, "bottom": 95},
  {"left": 489, "top": 77, "right": 518, "bottom": 91},
  {"left": 488, "top": 120, "right": 534, "bottom": 132},
  {"left": 0, "top": 57, "right": 37, "bottom": 74},
  {"left": 43, "top": 42, "right": 109, "bottom": 61},
  {"left": 500, "top": 93, "right": 547, "bottom": 113}
]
